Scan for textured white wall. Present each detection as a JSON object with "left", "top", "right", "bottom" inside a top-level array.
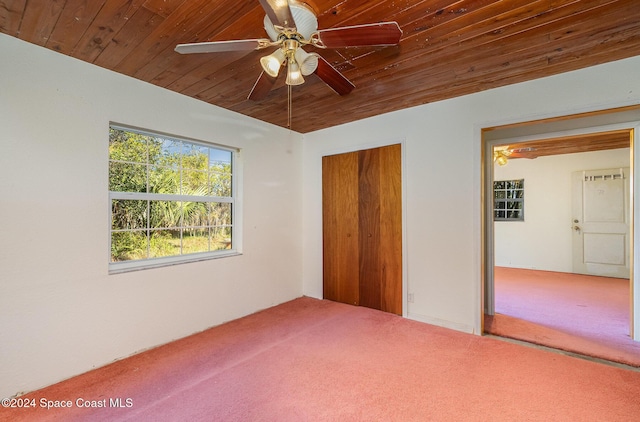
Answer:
[
  {"left": 0, "top": 34, "right": 303, "bottom": 398},
  {"left": 493, "top": 148, "right": 630, "bottom": 272},
  {"left": 302, "top": 54, "right": 640, "bottom": 335}
]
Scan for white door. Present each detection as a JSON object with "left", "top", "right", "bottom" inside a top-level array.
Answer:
[{"left": 572, "top": 168, "right": 630, "bottom": 278}]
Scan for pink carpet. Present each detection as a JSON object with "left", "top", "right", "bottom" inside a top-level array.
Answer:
[
  {"left": 486, "top": 267, "right": 640, "bottom": 366},
  {"left": 3, "top": 297, "right": 640, "bottom": 421}
]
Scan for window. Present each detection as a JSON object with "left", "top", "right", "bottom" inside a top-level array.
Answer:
[
  {"left": 494, "top": 179, "right": 524, "bottom": 221},
  {"left": 109, "top": 125, "right": 238, "bottom": 272}
]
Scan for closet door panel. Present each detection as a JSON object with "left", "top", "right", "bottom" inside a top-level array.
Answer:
[
  {"left": 378, "top": 144, "right": 403, "bottom": 315},
  {"left": 358, "top": 148, "right": 382, "bottom": 310},
  {"left": 322, "top": 152, "right": 359, "bottom": 305}
]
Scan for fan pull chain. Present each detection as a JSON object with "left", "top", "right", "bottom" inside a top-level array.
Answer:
[{"left": 287, "top": 84, "right": 292, "bottom": 129}]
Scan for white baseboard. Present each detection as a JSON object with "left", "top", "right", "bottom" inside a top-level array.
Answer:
[{"left": 407, "top": 312, "right": 476, "bottom": 335}]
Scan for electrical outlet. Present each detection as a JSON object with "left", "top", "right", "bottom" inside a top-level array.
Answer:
[{"left": 408, "top": 293, "right": 414, "bottom": 303}]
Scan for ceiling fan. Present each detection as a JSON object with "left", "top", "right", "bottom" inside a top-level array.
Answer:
[
  {"left": 494, "top": 145, "right": 538, "bottom": 166},
  {"left": 174, "top": 0, "right": 402, "bottom": 101}
]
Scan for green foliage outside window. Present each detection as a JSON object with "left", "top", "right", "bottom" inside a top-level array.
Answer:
[
  {"left": 109, "top": 127, "right": 233, "bottom": 263},
  {"left": 494, "top": 179, "right": 524, "bottom": 221}
]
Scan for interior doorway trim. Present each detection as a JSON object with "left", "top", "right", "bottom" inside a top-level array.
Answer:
[{"left": 480, "top": 105, "right": 640, "bottom": 341}]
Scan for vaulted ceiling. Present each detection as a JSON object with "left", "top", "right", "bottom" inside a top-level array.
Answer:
[{"left": 2, "top": 0, "right": 640, "bottom": 134}]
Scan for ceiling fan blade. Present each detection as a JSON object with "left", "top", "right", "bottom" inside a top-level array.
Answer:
[
  {"left": 314, "top": 55, "right": 355, "bottom": 96},
  {"left": 248, "top": 71, "right": 277, "bottom": 101},
  {"left": 314, "top": 22, "right": 402, "bottom": 48},
  {"left": 259, "top": 0, "right": 296, "bottom": 30},
  {"left": 508, "top": 151, "right": 538, "bottom": 159},
  {"left": 175, "top": 39, "right": 270, "bottom": 54},
  {"left": 509, "top": 147, "right": 538, "bottom": 159}
]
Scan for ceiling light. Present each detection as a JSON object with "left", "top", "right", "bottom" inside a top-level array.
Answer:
[
  {"left": 495, "top": 154, "right": 508, "bottom": 166},
  {"left": 260, "top": 48, "right": 286, "bottom": 77},
  {"left": 286, "top": 60, "right": 304, "bottom": 85},
  {"left": 493, "top": 146, "right": 513, "bottom": 166},
  {"left": 294, "top": 48, "right": 318, "bottom": 76}
]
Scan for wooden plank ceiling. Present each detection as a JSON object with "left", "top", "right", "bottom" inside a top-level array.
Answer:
[
  {"left": 500, "top": 129, "right": 632, "bottom": 160},
  {"left": 2, "top": 0, "right": 640, "bottom": 134}
]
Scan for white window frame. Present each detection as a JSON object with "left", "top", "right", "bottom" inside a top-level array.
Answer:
[
  {"left": 108, "top": 124, "right": 242, "bottom": 274},
  {"left": 493, "top": 179, "right": 524, "bottom": 221}
]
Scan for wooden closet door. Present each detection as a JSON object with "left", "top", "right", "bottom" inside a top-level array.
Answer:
[
  {"left": 358, "top": 148, "right": 382, "bottom": 310},
  {"left": 377, "top": 144, "right": 402, "bottom": 315},
  {"left": 322, "top": 144, "right": 402, "bottom": 315},
  {"left": 322, "top": 151, "right": 359, "bottom": 305}
]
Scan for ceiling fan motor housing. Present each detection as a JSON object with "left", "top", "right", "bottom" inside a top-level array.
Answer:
[{"left": 263, "top": 2, "right": 318, "bottom": 41}]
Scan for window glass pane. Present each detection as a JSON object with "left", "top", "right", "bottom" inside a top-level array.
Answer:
[
  {"left": 111, "top": 231, "right": 148, "bottom": 262},
  {"left": 210, "top": 149, "right": 232, "bottom": 197},
  {"left": 210, "top": 149, "right": 232, "bottom": 166},
  {"left": 183, "top": 144, "right": 209, "bottom": 169},
  {"left": 184, "top": 201, "right": 208, "bottom": 227},
  {"left": 494, "top": 181, "right": 505, "bottom": 189},
  {"left": 495, "top": 190, "right": 506, "bottom": 199},
  {"left": 149, "top": 230, "right": 181, "bottom": 258},
  {"left": 149, "top": 165, "right": 180, "bottom": 194},
  {"left": 210, "top": 203, "right": 232, "bottom": 226},
  {"left": 109, "top": 162, "right": 147, "bottom": 192},
  {"left": 109, "top": 128, "right": 147, "bottom": 163},
  {"left": 211, "top": 226, "right": 232, "bottom": 251},
  {"left": 111, "top": 199, "right": 147, "bottom": 230},
  {"left": 154, "top": 138, "right": 181, "bottom": 167},
  {"left": 183, "top": 170, "right": 208, "bottom": 195},
  {"left": 183, "top": 228, "right": 209, "bottom": 254},
  {"left": 210, "top": 171, "right": 231, "bottom": 197},
  {"left": 150, "top": 200, "right": 181, "bottom": 229}
]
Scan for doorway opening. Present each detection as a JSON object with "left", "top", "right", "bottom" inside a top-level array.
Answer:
[{"left": 481, "top": 105, "right": 640, "bottom": 364}]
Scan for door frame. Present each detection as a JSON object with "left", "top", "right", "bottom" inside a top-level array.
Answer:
[{"left": 480, "top": 105, "right": 640, "bottom": 341}]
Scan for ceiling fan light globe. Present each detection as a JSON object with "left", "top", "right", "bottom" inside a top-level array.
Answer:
[
  {"left": 295, "top": 48, "right": 318, "bottom": 76},
  {"left": 260, "top": 49, "right": 286, "bottom": 77},
  {"left": 286, "top": 61, "right": 305, "bottom": 86},
  {"left": 495, "top": 155, "right": 508, "bottom": 166}
]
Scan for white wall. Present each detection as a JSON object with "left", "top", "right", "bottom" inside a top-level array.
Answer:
[
  {"left": 0, "top": 34, "right": 303, "bottom": 398},
  {"left": 494, "top": 148, "right": 630, "bottom": 272},
  {"left": 302, "top": 54, "right": 640, "bottom": 335}
]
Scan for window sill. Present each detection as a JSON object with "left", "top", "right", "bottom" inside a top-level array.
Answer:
[{"left": 109, "top": 250, "right": 242, "bottom": 274}]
